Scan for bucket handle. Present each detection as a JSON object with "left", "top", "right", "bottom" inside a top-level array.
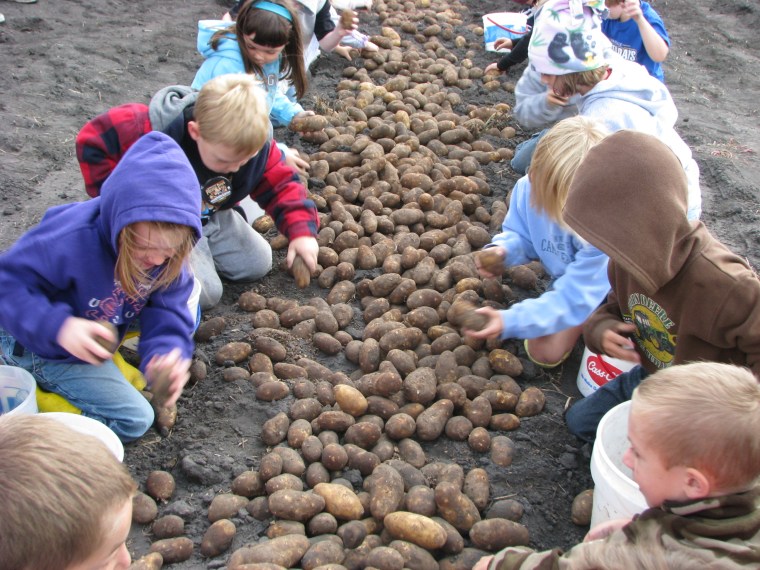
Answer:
[{"left": 485, "top": 15, "right": 529, "bottom": 35}]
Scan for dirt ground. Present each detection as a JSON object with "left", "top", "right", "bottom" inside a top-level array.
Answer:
[{"left": 0, "top": 0, "right": 758, "bottom": 567}]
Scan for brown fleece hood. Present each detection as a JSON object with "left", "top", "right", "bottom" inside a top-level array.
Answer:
[{"left": 563, "top": 130, "right": 699, "bottom": 295}]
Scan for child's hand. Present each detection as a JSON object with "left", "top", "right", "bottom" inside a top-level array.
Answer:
[
  {"left": 494, "top": 37, "right": 513, "bottom": 51},
  {"left": 336, "top": 11, "right": 359, "bottom": 34},
  {"left": 56, "top": 317, "right": 117, "bottom": 365},
  {"left": 584, "top": 517, "right": 631, "bottom": 541},
  {"left": 333, "top": 45, "right": 354, "bottom": 60},
  {"left": 546, "top": 91, "right": 570, "bottom": 107},
  {"left": 463, "top": 307, "right": 503, "bottom": 340},
  {"left": 282, "top": 144, "right": 310, "bottom": 175},
  {"left": 485, "top": 62, "right": 502, "bottom": 75},
  {"left": 600, "top": 323, "right": 641, "bottom": 363},
  {"left": 473, "top": 555, "right": 493, "bottom": 570},
  {"left": 621, "top": 0, "right": 643, "bottom": 21},
  {"left": 146, "top": 348, "right": 191, "bottom": 409},
  {"left": 474, "top": 246, "right": 506, "bottom": 278},
  {"left": 287, "top": 236, "right": 319, "bottom": 273}
]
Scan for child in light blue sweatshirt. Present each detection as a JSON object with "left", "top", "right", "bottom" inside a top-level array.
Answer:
[
  {"left": 192, "top": 0, "right": 311, "bottom": 129},
  {"left": 466, "top": 117, "right": 611, "bottom": 368}
]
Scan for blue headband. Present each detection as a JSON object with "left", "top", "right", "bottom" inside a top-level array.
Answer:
[{"left": 252, "top": 1, "right": 293, "bottom": 22}]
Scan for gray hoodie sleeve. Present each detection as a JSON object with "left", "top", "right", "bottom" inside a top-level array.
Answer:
[
  {"left": 514, "top": 67, "right": 579, "bottom": 130},
  {"left": 149, "top": 85, "right": 199, "bottom": 132}
]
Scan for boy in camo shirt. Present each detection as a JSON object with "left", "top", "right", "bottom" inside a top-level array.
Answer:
[{"left": 475, "top": 361, "right": 760, "bottom": 569}]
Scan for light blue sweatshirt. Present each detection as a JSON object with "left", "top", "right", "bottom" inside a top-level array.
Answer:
[
  {"left": 578, "top": 58, "right": 701, "bottom": 219},
  {"left": 489, "top": 176, "right": 610, "bottom": 341},
  {"left": 514, "top": 65, "right": 581, "bottom": 130},
  {"left": 191, "top": 20, "right": 304, "bottom": 128},
  {"left": 514, "top": 58, "right": 701, "bottom": 220}
]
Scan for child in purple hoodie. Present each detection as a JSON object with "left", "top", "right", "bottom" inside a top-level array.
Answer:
[{"left": 0, "top": 132, "right": 202, "bottom": 442}]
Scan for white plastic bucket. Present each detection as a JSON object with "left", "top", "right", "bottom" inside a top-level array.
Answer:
[
  {"left": 0, "top": 366, "right": 38, "bottom": 417},
  {"left": 43, "top": 412, "right": 124, "bottom": 462},
  {"left": 482, "top": 12, "right": 529, "bottom": 52},
  {"left": 188, "top": 276, "right": 202, "bottom": 331},
  {"left": 589, "top": 401, "right": 648, "bottom": 527},
  {"left": 576, "top": 345, "right": 637, "bottom": 397}
]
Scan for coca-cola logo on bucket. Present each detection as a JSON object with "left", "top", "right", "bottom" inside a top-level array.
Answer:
[{"left": 586, "top": 354, "right": 624, "bottom": 387}]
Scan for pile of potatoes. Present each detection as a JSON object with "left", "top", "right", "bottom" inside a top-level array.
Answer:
[
  {"left": 131, "top": 433, "right": 535, "bottom": 569},
  {"left": 128, "top": 0, "right": 575, "bottom": 567}
]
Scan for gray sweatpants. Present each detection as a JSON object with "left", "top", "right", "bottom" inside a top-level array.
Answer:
[{"left": 190, "top": 209, "right": 272, "bottom": 310}]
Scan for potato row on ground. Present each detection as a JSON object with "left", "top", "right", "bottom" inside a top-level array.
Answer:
[{"left": 128, "top": 0, "right": 589, "bottom": 567}]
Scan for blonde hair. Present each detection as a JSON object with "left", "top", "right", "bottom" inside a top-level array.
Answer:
[
  {"left": 633, "top": 362, "right": 760, "bottom": 491},
  {"left": 529, "top": 116, "right": 610, "bottom": 224},
  {"left": 193, "top": 74, "right": 271, "bottom": 156},
  {"left": 117, "top": 221, "right": 195, "bottom": 300},
  {"left": 551, "top": 65, "right": 609, "bottom": 98},
  {"left": 0, "top": 415, "right": 137, "bottom": 570}
]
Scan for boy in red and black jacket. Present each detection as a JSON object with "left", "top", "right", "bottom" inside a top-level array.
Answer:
[{"left": 76, "top": 74, "right": 319, "bottom": 310}]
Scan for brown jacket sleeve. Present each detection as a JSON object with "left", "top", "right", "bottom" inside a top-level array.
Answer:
[{"left": 710, "top": 271, "right": 760, "bottom": 380}]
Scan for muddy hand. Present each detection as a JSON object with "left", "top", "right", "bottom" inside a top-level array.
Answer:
[
  {"left": 57, "top": 317, "right": 117, "bottom": 365},
  {"left": 147, "top": 348, "right": 190, "bottom": 408},
  {"left": 475, "top": 247, "right": 506, "bottom": 278},
  {"left": 463, "top": 307, "right": 503, "bottom": 340}
]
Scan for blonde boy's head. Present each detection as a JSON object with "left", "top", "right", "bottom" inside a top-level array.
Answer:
[
  {"left": 529, "top": 116, "right": 610, "bottom": 224},
  {"left": 633, "top": 362, "right": 760, "bottom": 492},
  {"left": 0, "top": 415, "right": 137, "bottom": 570},
  {"left": 193, "top": 74, "right": 270, "bottom": 156}
]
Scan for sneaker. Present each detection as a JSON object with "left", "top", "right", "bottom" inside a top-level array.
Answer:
[{"left": 10, "top": 0, "right": 38, "bottom": 3}]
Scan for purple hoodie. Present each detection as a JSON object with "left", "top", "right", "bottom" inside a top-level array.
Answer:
[{"left": 0, "top": 132, "right": 202, "bottom": 369}]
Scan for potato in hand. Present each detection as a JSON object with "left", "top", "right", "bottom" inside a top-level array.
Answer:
[
  {"left": 291, "top": 255, "right": 311, "bottom": 289},
  {"left": 476, "top": 248, "right": 506, "bottom": 276}
]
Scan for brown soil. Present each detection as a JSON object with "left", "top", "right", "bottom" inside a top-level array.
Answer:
[{"left": 0, "top": 0, "right": 758, "bottom": 567}]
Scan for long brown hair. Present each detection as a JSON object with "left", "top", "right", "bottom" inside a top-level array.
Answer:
[
  {"left": 211, "top": 0, "right": 307, "bottom": 98},
  {"left": 116, "top": 221, "right": 195, "bottom": 300}
]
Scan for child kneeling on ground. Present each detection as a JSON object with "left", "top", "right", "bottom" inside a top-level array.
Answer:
[
  {"left": 0, "top": 133, "right": 201, "bottom": 441},
  {"left": 0, "top": 414, "right": 138, "bottom": 570},
  {"left": 475, "top": 361, "right": 760, "bottom": 568},
  {"left": 76, "top": 74, "right": 319, "bottom": 311},
  {"left": 465, "top": 116, "right": 611, "bottom": 368},
  {"left": 561, "top": 129, "right": 760, "bottom": 443}
]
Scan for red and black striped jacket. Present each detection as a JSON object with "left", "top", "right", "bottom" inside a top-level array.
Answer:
[{"left": 76, "top": 103, "right": 318, "bottom": 240}]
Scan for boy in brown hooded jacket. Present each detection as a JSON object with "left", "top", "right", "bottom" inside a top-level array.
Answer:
[{"left": 562, "top": 129, "right": 760, "bottom": 442}]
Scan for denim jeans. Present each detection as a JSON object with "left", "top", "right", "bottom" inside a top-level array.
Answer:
[
  {"left": 510, "top": 128, "right": 548, "bottom": 175},
  {"left": 0, "top": 328, "right": 154, "bottom": 442},
  {"left": 565, "top": 365, "right": 650, "bottom": 443}
]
